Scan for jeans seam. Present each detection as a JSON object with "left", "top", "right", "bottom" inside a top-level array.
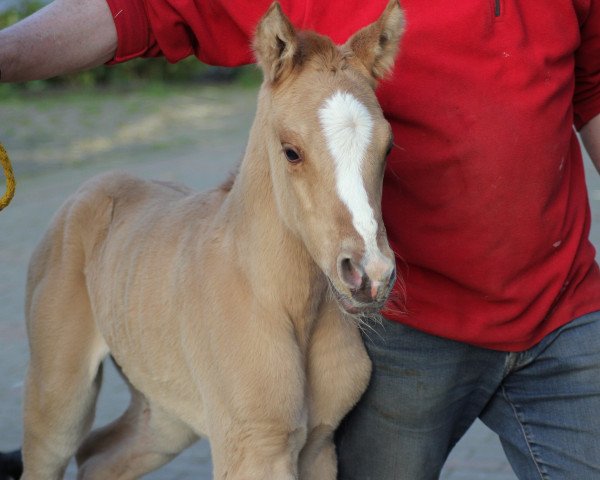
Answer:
[{"left": 501, "top": 385, "right": 548, "bottom": 480}]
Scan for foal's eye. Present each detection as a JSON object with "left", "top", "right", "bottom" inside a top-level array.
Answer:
[{"left": 282, "top": 144, "right": 302, "bottom": 164}]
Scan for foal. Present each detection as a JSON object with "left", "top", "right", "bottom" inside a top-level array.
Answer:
[{"left": 21, "top": 1, "right": 404, "bottom": 478}]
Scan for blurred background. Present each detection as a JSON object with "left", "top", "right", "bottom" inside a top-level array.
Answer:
[{"left": 0, "top": 1, "right": 263, "bottom": 178}]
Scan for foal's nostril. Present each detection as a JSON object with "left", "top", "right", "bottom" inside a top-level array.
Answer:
[
  {"left": 365, "top": 261, "right": 396, "bottom": 301},
  {"left": 339, "top": 257, "right": 365, "bottom": 291}
]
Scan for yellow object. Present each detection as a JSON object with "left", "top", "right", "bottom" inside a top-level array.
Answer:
[{"left": 0, "top": 143, "right": 15, "bottom": 211}]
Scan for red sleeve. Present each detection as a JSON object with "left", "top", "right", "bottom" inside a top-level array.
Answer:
[
  {"left": 574, "top": 0, "right": 600, "bottom": 129},
  {"left": 105, "top": 0, "right": 388, "bottom": 66}
]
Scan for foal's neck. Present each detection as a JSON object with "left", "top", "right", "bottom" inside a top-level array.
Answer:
[{"left": 221, "top": 98, "right": 328, "bottom": 326}]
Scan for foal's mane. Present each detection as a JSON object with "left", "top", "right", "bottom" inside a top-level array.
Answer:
[
  {"left": 294, "top": 31, "right": 350, "bottom": 74},
  {"left": 218, "top": 166, "right": 240, "bottom": 194}
]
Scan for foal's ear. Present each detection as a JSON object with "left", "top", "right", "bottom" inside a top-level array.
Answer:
[
  {"left": 254, "top": 2, "right": 299, "bottom": 83},
  {"left": 344, "top": 0, "right": 405, "bottom": 82}
]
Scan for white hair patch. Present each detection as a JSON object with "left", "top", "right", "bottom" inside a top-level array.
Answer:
[{"left": 318, "top": 91, "right": 378, "bottom": 256}]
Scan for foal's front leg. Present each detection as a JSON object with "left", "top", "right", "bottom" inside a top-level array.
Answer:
[
  {"left": 299, "top": 301, "right": 371, "bottom": 480},
  {"left": 198, "top": 315, "right": 308, "bottom": 480}
]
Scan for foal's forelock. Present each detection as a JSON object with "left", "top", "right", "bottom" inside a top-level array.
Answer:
[{"left": 318, "top": 90, "right": 380, "bottom": 259}]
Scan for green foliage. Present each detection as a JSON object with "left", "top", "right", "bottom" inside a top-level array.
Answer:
[
  {"left": 0, "top": 0, "right": 262, "bottom": 93},
  {"left": 0, "top": 0, "right": 44, "bottom": 26}
]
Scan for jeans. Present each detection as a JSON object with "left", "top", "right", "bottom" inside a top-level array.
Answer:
[{"left": 335, "top": 311, "right": 600, "bottom": 479}]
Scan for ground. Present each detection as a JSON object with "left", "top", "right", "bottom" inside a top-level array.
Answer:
[{"left": 2, "top": 82, "right": 600, "bottom": 478}]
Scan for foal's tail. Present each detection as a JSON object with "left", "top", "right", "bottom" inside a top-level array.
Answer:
[{"left": 0, "top": 449, "right": 22, "bottom": 480}]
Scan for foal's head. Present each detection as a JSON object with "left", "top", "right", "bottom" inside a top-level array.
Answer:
[{"left": 254, "top": 1, "right": 404, "bottom": 315}]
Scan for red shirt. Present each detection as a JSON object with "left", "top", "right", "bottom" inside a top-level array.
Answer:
[{"left": 105, "top": 0, "right": 600, "bottom": 350}]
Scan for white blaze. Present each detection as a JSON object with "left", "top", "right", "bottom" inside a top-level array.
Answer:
[{"left": 318, "top": 91, "right": 379, "bottom": 256}]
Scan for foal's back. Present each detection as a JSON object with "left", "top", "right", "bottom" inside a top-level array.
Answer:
[{"left": 27, "top": 168, "right": 231, "bottom": 327}]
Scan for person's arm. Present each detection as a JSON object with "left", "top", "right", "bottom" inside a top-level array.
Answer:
[
  {"left": 0, "top": 0, "right": 117, "bottom": 82},
  {"left": 0, "top": 0, "right": 389, "bottom": 82},
  {"left": 581, "top": 114, "right": 600, "bottom": 173}
]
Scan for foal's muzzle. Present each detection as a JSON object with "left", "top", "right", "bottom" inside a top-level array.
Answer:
[{"left": 334, "top": 252, "right": 396, "bottom": 314}]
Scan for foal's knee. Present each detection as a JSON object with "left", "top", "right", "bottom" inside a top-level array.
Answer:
[{"left": 212, "top": 424, "right": 308, "bottom": 480}]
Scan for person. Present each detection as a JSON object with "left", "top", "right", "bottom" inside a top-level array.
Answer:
[{"left": 2, "top": 0, "right": 600, "bottom": 478}]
